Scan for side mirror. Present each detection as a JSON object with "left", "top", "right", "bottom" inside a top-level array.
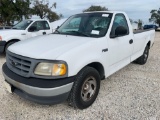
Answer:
[
  {"left": 110, "top": 26, "right": 128, "bottom": 38},
  {"left": 56, "top": 26, "right": 60, "bottom": 30},
  {"left": 28, "top": 26, "right": 38, "bottom": 32}
]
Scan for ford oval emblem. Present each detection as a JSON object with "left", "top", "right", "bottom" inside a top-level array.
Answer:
[{"left": 11, "top": 60, "right": 18, "bottom": 67}]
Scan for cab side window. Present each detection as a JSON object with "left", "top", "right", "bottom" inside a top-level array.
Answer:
[
  {"left": 43, "top": 21, "right": 50, "bottom": 30},
  {"left": 111, "top": 14, "right": 129, "bottom": 36},
  {"left": 33, "top": 21, "right": 44, "bottom": 30},
  {"left": 29, "top": 21, "right": 45, "bottom": 31}
]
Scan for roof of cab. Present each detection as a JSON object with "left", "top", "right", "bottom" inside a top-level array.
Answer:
[{"left": 25, "top": 19, "right": 49, "bottom": 22}]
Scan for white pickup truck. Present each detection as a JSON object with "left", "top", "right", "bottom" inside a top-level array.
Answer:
[
  {"left": 0, "top": 19, "right": 66, "bottom": 53},
  {"left": 2, "top": 11, "right": 155, "bottom": 109}
]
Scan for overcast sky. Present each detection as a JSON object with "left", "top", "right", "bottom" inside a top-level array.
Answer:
[{"left": 49, "top": 0, "right": 160, "bottom": 24}]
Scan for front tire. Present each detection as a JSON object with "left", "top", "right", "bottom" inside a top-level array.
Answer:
[
  {"left": 68, "top": 67, "right": 100, "bottom": 109},
  {"left": 135, "top": 45, "right": 149, "bottom": 65}
]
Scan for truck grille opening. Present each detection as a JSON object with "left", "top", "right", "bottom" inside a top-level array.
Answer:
[{"left": 7, "top": 53, "right": 32, "bottom": 77}]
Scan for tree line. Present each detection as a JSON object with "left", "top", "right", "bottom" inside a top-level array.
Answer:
[
  {"left": 149, "top": 8, "right": 160, "bottom": 26},
  {"left": 0, "top": 2, "right": 160, "bottom": 27},
  {"left": 0, "top": 0, "right": 62, "bottom": 25}
]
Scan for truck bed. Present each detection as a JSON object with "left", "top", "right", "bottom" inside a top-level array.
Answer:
[{"left": 134, "top": 29, "right": 154, "bottom": 34}]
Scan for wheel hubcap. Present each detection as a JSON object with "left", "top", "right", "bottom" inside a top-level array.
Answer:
[{"left": 81, "top": 76, "right": 97, "bottom": 102}]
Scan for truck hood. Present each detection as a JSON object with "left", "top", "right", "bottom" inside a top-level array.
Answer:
[
  {"left": 8, "top": 34, "right": 94, "bottom": 60},
  {"left": 0, "top": 29, "right": 24, "bottom": 37}
]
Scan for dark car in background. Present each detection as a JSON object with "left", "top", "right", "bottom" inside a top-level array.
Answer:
[{"left": 143, "top": 25, "right": 158, "bottom": 30}]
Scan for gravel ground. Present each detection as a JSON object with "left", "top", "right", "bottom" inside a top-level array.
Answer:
[{"left": 0, "top": 32, "right": 160, "bottom": 120}]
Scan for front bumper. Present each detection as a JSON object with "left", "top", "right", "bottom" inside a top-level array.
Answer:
[
  {"left": 2, "top": 63, "right": 74, "bottom": 105},
  {"left": 0, "top": 41, "right": 6, "bottom": 53}
]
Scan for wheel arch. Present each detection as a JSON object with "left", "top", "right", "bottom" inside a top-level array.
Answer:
[
  {"left": 147, "top": 41, "right": 151, "bottom": 49},
  {"left": 5, "top": 39, "right": 20, "bottom": 47},
  {"left": 80, "top": 62, "right": 105, "bottom": 80},
  {"left": 5, "top": 39, "right": 20, "bottom": 52}
]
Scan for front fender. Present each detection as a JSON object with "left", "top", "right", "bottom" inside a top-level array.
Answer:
[
  {"left": 4, "top": 36, "right": 22, "bottom": 42},
  {"left": 2, "top": 32, "right": 26, "bottom": 42},
  {"left": 68, "top": 55, "right": 105, "bottom": 77},
  {"left": 56, "top": 41, "right": 108, "bottom": 77}
]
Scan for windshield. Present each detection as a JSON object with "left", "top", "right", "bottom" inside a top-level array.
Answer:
[
  {"left": 12, "top": 20, "right": 33, "bottom": 30},
  {"left": 55, "top": 13, "right": 113, "bottom": 37}
]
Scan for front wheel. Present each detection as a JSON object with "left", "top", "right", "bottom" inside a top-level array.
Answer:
[
  {"left": 135, "top": 45, "right": 149, "bottom": 65},
  {"left": 68, "top": 67, "right": 100, "bottom": 109}
]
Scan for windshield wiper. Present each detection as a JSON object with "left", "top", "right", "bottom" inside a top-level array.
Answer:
[{"left": 66, "top": 31, "right": 90, "bottom": 37}]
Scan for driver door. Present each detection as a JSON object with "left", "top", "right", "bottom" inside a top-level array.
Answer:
[
  {"left": 108, "top": 14, "right": 133, "bottom": 75},
  {"left": 27, "top": 21, "right": 46, "bottom": 38}
]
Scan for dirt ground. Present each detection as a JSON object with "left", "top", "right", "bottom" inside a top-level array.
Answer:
[{"left": 0, "top": 32, "right": 160, "bottom": 120}]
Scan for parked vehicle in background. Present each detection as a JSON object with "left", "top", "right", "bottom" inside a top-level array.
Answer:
[
  {"left": 2, "top": 11, "right": 155, "bottom": 109},
  {"left": 0, "top": 19, "right": 65, "bottom": 53},
  {"left": 131, "top": 22, "right": 138, "bottom": 31},
  {"left": 143, "top": 25, "right": 158, "bottom": 30},
  {"left": 51, "top": 18, "right": 67, "bottom": 32},
  {"left": 157, "top": 27, "right": 160, "bottom": 31},
  {"left": 0, "top": 26, "right": 12, "bottom": 30}
]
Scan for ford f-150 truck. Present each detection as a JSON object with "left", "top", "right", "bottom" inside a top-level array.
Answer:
[
  {"left": 2, "top": 11, "right": 155, "bottom": 109},
  {"left": 0, "top": 19, "right": 66, "bottom": 53}
]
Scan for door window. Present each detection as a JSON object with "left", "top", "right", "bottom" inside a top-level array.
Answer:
[
  {"left": 43, "top": 21, "right": 50, "bottom": 30},
  {"left": 32, "top": 21, "right": 44, "bottom": 30},
  {"left": 111, "top": 14, "right": 129, "bottom": 36},
  {"left": 29, "top": 21, "right": 47, "bottom": 31}
]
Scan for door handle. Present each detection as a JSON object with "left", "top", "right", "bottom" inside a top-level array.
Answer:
[
  {"left": 129, "top": 39, "right": 133, "bottom": 44},
  {"left": 102, "top": 48, "right": 108, "bottom": 52},
  {"left": 43, "top": 32, "right": 46, "bottom": 35}
]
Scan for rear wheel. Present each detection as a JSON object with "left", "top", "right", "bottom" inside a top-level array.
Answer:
[
  {"left": 68, "top": 67, "right": 100, "bottom": 109},
  {"left": 135, "top": 45, "right": 149, "bottom": 65}
]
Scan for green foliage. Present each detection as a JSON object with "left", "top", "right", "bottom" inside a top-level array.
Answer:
[
  {"left": 0, "top": 0, "right": 62, "bottom": 25},
  {"left": 137, "top": 19, "right": 143, "bottom": 29},
  {"left": 149, "top": 8, "right": 160, "bottom": 26},
  {"left": 0, "top": 0, "right": 31, "bottom": 25},
  {"left": 83, "top": 5, "right": 108, "bottom": 12},
  {"left": 32, "top": 1, "right": 61, "bottom": 22},
  {"left": 130, "top": 19, "right": 143, "bottom": 29}
]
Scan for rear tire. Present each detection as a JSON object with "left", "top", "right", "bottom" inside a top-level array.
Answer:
[
  {"left": 135, "top": 45, "right": 149, "bottom": 65},
  {"left": 68, "top": 67, "right": 100, "bottom": 109}
]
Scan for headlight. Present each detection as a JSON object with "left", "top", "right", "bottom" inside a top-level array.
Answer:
[{"left": 34, "top": 62, "right": 67, "bottom": 76}]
